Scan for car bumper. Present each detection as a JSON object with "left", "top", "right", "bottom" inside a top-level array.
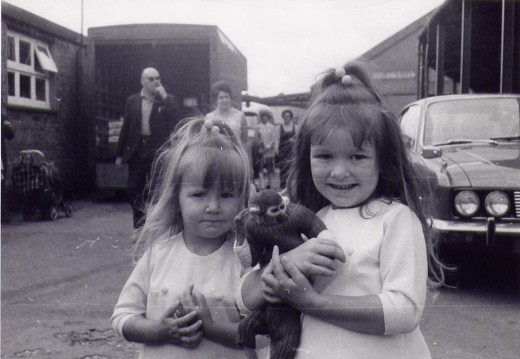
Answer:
[{"left": 433, "top": 218, "right": 520, "bottom": 237}]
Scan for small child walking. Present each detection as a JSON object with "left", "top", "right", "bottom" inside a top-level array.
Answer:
[
  {"left": 244, "top": 62, "right": 446, "bottom": 359},
  {"left": 112, "top": 118, "right": 253, "bottom": 358}
]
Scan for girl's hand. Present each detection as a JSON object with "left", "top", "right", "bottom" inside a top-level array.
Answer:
[
  {"left": 263, "top": 246, "right": 318, "bottom": 309},
  {"left": 158, "top": 302, "right": 203, "bottom": 348},
  {"left": 191, "top": 291, "right": 214, "bottom": 326},
  {"left": 260, "top": 261, "right": 283, "bottom": 304},
  {"left": 178, "top": 285, "right": 197, "bottom": 316},
  {"left": 178, "top": 286, "right": 218, "bottom": 338},
  {"left": 281, "top": 236, "right": 346, "bottom": 277}
]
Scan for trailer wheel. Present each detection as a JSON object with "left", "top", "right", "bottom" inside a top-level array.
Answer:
[
  {"left": 48, "top": 206, "right": 58, "bottom": 221},
  {"left": 65, "top": 204, "right": 73, "bottom": 218}
]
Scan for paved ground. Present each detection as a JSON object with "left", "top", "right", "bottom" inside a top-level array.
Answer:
[
  {"left": 1, "top": 199, "right": 139, "bottom": 359},
  {"left": 1, "top": 196, "right": 519, "bottom": 358}
]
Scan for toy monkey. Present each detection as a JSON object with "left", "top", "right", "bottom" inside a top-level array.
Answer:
[{"left": 234, "top": 189, "right": 327, "bottom": 359}]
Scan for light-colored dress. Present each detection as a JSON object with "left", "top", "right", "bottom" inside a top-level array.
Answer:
[
  {"left": 297, "top": 200, "right": 431, "bottom": 359},
  {"left": 255, "top": 122, "right": 277, "bottom": 159},
  {"left": 111, "top": 232, "right": 248, "bottom": 359}
]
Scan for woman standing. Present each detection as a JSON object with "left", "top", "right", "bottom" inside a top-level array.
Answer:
[
  {"left": 205, "top": 81, "right": 248, "bottom": 144},
  {"left": 277, "top": 109, "right": 297, "bottom": 189}
]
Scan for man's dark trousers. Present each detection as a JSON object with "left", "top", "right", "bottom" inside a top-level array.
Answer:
[{"left": 127, "top": 138, "right": 156, "bottom": 229}]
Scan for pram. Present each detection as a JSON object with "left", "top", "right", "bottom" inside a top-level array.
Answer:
[{"left": 11, "top": 150, "right": 73, "bottom": 221}]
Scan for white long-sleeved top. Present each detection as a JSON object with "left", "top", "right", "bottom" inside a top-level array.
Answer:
[
  {"left": 297, "top": 200, "right": 431, "bottom": 359},
  {"left": 111, "top": 233, "right": 248, "bottom": 359}
]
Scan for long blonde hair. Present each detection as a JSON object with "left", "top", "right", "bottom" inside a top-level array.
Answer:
[{"left": 133, "top": 117, "right": 251, "bottom": 260}]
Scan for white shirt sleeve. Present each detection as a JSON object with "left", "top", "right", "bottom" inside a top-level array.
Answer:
[
  {"left": 234, "top": 265, "right": 261, "bottom": 316},
  {"left": 111, "top": 251, "right": 153, "bottom": 338},
  {"left": 377, "top": 206, "right": 428, "bottom": 335}
]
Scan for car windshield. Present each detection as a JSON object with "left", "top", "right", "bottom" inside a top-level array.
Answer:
[{"left": 423, "top": 98, "right": 520, "bottom": 146}]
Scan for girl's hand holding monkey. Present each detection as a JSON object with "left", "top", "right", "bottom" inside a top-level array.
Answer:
[{"left": 262, "top": 246, "right": 319, "bottom": 310}]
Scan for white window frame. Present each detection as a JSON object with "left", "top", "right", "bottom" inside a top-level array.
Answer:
[{"left": 6, "top": 31, "right": 58, "bottom": 110}]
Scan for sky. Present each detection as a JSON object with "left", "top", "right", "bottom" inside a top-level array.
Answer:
[{"left": 4, "top": 0, "right": 445, "bottom": 97}]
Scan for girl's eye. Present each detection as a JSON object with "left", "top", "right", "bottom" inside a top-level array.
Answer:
[
  {"left": 313, "top": 153, "right": 332, "bottom": 160},
  {"left": 221, "top": 192, "right": 235, "bottom": 199},
  {"left": 191, "top": 191, "right": 206, "bottom": 198},
  {"left": 351, "top": 154, "right": 366, "bottom": 161}
]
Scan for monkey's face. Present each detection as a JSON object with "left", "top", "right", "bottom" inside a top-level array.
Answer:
[{"left": 264, "top": 201, "right": 288, "bottom": 224}]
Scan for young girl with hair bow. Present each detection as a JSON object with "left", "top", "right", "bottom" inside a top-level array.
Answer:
[
  {"left": 112, "top": 118, "right": 257, "bottom": 358},
  {"left": 239, "top": 62, "right": 446, "bottom": 359}
]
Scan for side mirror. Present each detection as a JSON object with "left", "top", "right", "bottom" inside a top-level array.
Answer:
[{"left": 422, "top": 146, "right": 442, "bottom": 159}]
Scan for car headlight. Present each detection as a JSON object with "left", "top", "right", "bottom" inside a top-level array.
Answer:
[
  {"left": 484, "top": 191, "right": 509, "bottom": 217},
  {"left": 454, "top": 190, "right": 480, "bottom": 217}
]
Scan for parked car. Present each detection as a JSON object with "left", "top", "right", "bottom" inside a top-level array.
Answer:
[{"left": 398, "top": 94, "right": 520, "bottom": 253}]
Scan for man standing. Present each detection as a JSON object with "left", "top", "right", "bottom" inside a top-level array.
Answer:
[{"left": 116, "top": 68, "right": 179, "bottom": 229}]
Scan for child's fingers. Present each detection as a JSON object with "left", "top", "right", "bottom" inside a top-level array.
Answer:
[
  {"left": 311, "top": 255, "right": 339, "bottom": 271},
  {"left": 313, "top": 239, "right": 346, "bottom": 263},
  {"left": 183, "top": 284, "right": 195, "bottom": 295},
  {"left": 281, "top": 257, "right": 308, "bottom": 284},
  {"left": 180, "top": 293, "right": 196, "bottom": 307},
  {"left": 194, "top": 292, "right": 209, "bottom": 309},
  {"left": 180, "top": 330, "right": 203, "bottom": 348},
  {"left": 180, "top": 288, "right": 198, "bottom": 310},
  {"left": 303, "top": 264, "right": 335, "bottom": 277},
  {"left": 192, "top": 292, "right": 214, "bottom": 322},
  {"left": 264, "top": 292, "right": 283, "bottom": 304},
  {"left": 262, "top": 260, "right": 274, "bottom": 278},
  {"left": 175, "top": 310, "right": 199, "bottom": 327},
  {"left": 262, "top": 272, "right": 281, "bottom": 295},
  {"left": 178, "top": 319, "right": 203, "bottom": 335},
  {"left": 161, "top": 301, "right": 181, "bottom": 319},
  {"left": 271, "top": 246, "right": 289, "bottom": 281},
  {"left": 261, "top": 276, "right": 284, "bottom": 303}
]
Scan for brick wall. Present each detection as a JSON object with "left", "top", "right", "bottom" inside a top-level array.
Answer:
[{"left": 1, "top": 17, "right": 89, "bottom": 197}]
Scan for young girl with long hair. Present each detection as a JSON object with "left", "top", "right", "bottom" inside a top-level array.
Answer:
[
  {"left": 112, "top": 118, "right": 253, "bottom": 358},
  {"left": 242, "top": 62, "right": 445, "bottom": 358}
]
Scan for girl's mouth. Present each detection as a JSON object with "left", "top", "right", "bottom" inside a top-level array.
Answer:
[{"left": 328, "top": 183, "right": 357, "bottom": 190}]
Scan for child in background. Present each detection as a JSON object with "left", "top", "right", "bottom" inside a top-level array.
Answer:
[
  {"left": 112, "top": 118, "right": 252, "bottom": 358},
  {"left": 248, "top": 62, "right": 446, "bottom": 358},
  {"left": 255, "top": 109, "right": 278, "bottom": 190}
]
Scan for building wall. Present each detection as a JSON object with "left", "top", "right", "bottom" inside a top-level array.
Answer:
[
  {"left": 359, "top": 30, "right": 421, "bottom": 115},
  {"left": 353, "top": 12, "right": 436, "bottom": 115},
  {"left": 1, "top": 11, "right": 87, "bottom": 196}
]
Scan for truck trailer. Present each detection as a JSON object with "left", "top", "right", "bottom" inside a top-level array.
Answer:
[{"left": 86, "top": 24, "right": 247, "bottom": 191}]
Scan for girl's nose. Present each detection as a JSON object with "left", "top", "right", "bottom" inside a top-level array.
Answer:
[
  {"left": 331, "top": 161, "right": 351, "bottom": 179},
  {"left": 205, "top": 196, "right": 221, "bottom": 213}
]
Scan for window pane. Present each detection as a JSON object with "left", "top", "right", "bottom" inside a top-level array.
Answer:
[
  {"left": 7, "top": 36, "right": 15, "bottom": 61},
  {"left": 36, "top": 78, "right": 46, "bottom": 101},
  {"left": 8, "top": 72, "right": 15, "bottom": 96},
  {"left": 37, "top": 45, "right": 49, "bottom": 56},
  {"left": 20, "top": 74, "right": 31, "bottom": 98},
  {"left": 34, "top": 45, "right": 58, "bottom": 73},
  {"left": 19, "top": 40, "right": 31, "bottom": 65},
  {"left": 35, "top": 54, "right": 44, "bottom": 73}
]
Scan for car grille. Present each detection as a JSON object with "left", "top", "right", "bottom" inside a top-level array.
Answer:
[{"left": 515, "top": 191, "right": 520, "bottom": 217}]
